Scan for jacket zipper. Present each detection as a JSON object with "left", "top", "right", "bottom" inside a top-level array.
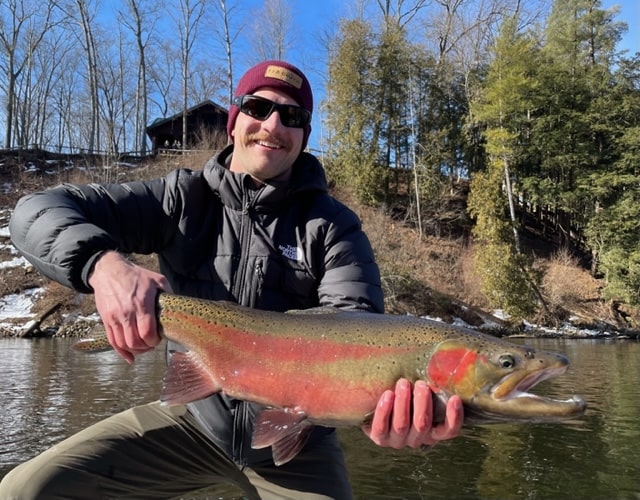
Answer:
[
  {"left": 233, "top": 190, "right": 255, "bottom": 303},
  {"left": 249, "top": 259, "right": 264, "bottom": 309},
  {"left": 232, "top": 187, "right": 263, "bottom": 463}
]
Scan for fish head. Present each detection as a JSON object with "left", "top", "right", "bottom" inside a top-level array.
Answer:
[{"left": 426, "top": 337, "right": 586, "bottom": 423}]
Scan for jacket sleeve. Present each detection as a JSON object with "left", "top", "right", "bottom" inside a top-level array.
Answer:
[
  {"left": 9, "top": 175, "right": 179, "bottom": 293},
  {"left": 316, "top": 203, "right": 384, "bottom": 314}
]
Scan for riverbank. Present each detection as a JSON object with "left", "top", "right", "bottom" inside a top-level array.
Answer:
[
  {"left": 2, "top": 227, "right": 637, "bottom": 341},
  {"left": 2, "top": 154, "right": 639, "bottom": 341}
]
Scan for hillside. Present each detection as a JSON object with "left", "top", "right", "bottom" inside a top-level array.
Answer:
[
  {"left": 348, "top": 186, "right": 639, "bottom": 334},
  {"left": 1, "top": 149, "right": 639, "bottom": 339}
]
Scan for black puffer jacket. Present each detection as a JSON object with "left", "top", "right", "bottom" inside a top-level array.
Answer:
[{"left": 10, "top": 145, "right": 384, "bottom": 465}]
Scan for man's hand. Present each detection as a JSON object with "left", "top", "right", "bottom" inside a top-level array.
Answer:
[
  {"left": 88, "top": 251, "right": 172, "bottom": 363},
  {"left": 363, "top": 379, "right": 463, "bottom": 449}
]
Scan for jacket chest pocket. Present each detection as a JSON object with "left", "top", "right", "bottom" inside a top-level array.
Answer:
[{"left": 258, "top": 255, "right": 318, "bottom": 310}]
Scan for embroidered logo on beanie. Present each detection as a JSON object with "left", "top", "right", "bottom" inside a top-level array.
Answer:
[{"left": 264, "top": 65, "right": 303, "bottom": 89}]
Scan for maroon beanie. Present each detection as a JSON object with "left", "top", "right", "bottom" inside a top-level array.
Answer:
[{"left": 227, "top": 60, "right": 313, "bottom": 150}]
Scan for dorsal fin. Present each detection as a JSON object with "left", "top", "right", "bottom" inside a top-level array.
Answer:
[{"left": 285, "top": 306, "right": 341, "bottom": 315}]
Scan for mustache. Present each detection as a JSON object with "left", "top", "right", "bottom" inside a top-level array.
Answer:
[{"left": 246, "top": 132, "right": 291, "bottom": 150}]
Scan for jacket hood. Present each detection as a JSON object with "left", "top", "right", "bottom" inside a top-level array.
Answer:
[{"left": 202, "top": 145, "right": 328, "bottom": 213}]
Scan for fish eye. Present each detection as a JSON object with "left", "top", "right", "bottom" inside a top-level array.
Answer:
[{"left": 499, "top": 354, "right": 516, "bottom": 369}]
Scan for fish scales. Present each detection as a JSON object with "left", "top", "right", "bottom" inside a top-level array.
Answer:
[
  {"left": 159, "top": 298, "right": 433, "bottom": 420},
  {"left": 74, "top": 292, "right": 586, "bottom": 466}
]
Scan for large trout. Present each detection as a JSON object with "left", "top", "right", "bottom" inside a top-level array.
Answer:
[{"left": 75, "top": 293, "right": 586, "bottom": 465}]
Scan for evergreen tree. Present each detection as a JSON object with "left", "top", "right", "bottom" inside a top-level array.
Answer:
[
  {"left": 584, "top": 55, "right": 640, "bottom": 303},
  {"left": 325, "top": 19, "right": 380, "bottom": 204},
  {"left": 468, "top": 16, "right": 541, "bottom": 318},
  {"left": 524, "top": 0, "right": 625, "bottom": 249},
  {"left": 372, "top": 20, "right": 412, "bottom": 206},
  {"left": 410, "top": 54, "right": 471, "bottom": 238},
  {"left": 325, "top": 17, "right": 414, "bottom": 205}
]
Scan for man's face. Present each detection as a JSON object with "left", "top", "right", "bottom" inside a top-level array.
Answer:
[{"left": 229, "top": 88, "right": 305, "bottom": 184}]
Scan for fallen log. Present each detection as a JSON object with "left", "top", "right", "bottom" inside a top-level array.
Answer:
[{"left": 18, "top": 302, "right": 62, "bottom": 338}]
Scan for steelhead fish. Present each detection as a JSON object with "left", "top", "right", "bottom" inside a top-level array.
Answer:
[{"left": 74, "top": 293, "right": 586, "bottom": 465}]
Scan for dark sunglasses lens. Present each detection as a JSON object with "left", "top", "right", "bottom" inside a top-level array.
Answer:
[
  {"left": 281, "top": 106, "right": 310, "bottom": 128},
  {"left": 239, "top": 95, "right": 310, "bottom": 128},
  {"left": 241, "top": 97, "right": 273, "bottom": 120}
]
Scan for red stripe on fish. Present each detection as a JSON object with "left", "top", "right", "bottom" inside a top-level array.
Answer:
[{"left": 427, "top": 348, "right": 479, "bottom": 390}]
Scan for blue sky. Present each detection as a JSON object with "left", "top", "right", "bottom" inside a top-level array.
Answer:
[
  {"left": 602, "top": 0, "right": 639, "bottom": 55},
  {"left": 287, "top": 0, "right": 639, "bottom": 151},
  {"left": 99, "top": 0, "right": 640, "bottom": 152}
]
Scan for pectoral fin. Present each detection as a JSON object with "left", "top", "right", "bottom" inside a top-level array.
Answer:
[
  {"left": 161, "top": 350, "right": 220, "bottom": 405},
  {"left": 252, "top": 408, "right": 313, "bottom": 466}
]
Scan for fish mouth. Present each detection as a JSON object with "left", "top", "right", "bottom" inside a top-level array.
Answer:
[
  {"left": 495, "top": 364, "right": 567, "bottom": 398},
  {"left": 468, "top": 365, "right": 587, "bottom": 423}
]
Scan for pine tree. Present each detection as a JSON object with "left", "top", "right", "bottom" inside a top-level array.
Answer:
[
  {"left": 525, "top": 0, "right": 625, "bottom": 248},
  {"left": 325, "top": 17, "right": 415, "bottom": 205},
  {"left": 325, "top": 19, "right": 380, "bottom": 204},
  {"left": 584, "top": 55, "right": 640, "bottom": 303},
  {"left": 468, "top": 16, "right": 541, "bottom": 318}
]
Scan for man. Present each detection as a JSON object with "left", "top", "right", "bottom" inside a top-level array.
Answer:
[{"left": 2, "top": 60, "right": 463, "bottom": 499}]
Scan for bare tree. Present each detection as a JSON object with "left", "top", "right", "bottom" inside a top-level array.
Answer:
[
  {"left": 0, "top": 0, "right": 55, "bottom": 148},
  {"left": 119, "top": 0, "right": 158, "bottom": 156},
  {"left": 375, "top": 0, "right": 429, "bottom": 29},
  {"left": 425, "top": 0, "right": 544, "bottom": 71},
  {"left": 147, "top": 39, "right": 181, "bottom": 119},
  {"left": 188, "top": 60, "right": 226, "bottom": 104},
  {"left": 173, "top": 0, "right": 206, "bottom": 150},
  {"left": 95, "top": 26, "right": 137, "bottom": 157},
  {"left": 249, "top": 0, "right": 294, "bottom": 61},
  {"left": 78, "top": 0, "right": 100, "bottom": 153},
  {"left": 96, "top": 42, "right": 122, "bottom": 155},
  {"left": 211, "top": 0, "right": 242, "bottom": 105},
  {"left": 29, "top": 30, "right": 77, "bottom": 149},
  {"left": 13, "top": 29, "right": 66, "bottom": 148},
  {"left": 57, "top": 0, "right": 101, "bottom": 153},
  {"left": 51, "top": 53, "right": 83, "bottom": 152}
]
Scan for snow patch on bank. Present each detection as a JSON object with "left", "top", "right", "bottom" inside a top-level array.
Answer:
[{"left": 0, "top": 288, "right": 42, "bottom": 321}]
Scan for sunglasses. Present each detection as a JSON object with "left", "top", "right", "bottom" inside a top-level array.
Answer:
[{"left": 232, "top": 95, "right": 311, "bottom": 128}]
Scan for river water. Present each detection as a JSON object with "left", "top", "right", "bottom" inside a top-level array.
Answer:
[{"left": 1, "top": 337, "right": 639, "bottom": 499}]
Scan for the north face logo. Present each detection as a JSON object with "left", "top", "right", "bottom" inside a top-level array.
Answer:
[{"left": 279, "top": 244, "right": 303, "bottom": 261}]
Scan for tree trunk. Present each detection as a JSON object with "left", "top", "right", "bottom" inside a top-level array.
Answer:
[{"left": 503, "top": 159, "right": 521, "bottom": 253}]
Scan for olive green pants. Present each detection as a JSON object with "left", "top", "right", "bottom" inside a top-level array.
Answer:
[{"left": 0, "top": 401, "right": 352, "bottom": 499}]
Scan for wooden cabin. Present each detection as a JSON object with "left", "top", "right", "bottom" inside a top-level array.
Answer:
[{"left": 146, "top": 100, "right": 228, "bottom": 153}]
